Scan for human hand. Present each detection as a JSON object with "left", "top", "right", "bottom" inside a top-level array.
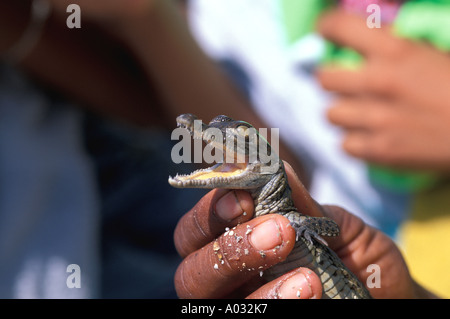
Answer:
[
  {"left": 174, "top": 162, "right": 431, "bottom": 299},
  {"left": 316, "top": 10, "right": 450, "bottom": 171}
]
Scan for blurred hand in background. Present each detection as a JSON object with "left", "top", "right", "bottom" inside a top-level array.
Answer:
[{"left": 317, "top": 10, "right": 450, "bottom": 172}]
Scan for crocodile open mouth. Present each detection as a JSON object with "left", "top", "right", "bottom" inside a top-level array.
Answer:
[
  {"left": 168, "top": 162, "right": 250, "bottom": 187},
  {"left": 169, "top": 113, "right": 277, "bottom": 188},
  {"left": 168, "top": 113, "right": 255, "bottom": 187},
  {"left": 185, "top": 162, "right": 248, "bottom": 180}
]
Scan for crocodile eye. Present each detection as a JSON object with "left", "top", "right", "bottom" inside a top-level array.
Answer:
[
  {"left": 236, "top": 125, "right": 249, "bottom": 136},
  {"left": 210, "top": 115, "right": 233, "bottom": 124}
]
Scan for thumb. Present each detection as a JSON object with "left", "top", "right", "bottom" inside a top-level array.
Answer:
[{"left": 247, "top": 267, "right": 323, "bottom": 299}]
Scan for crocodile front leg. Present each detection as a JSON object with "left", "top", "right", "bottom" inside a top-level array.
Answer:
[
  {"left": 265, "top": 211, "right": 371, "bottom": 299},
  {"left": 284, "top": 212, "right": 340, "bottom": 245}
]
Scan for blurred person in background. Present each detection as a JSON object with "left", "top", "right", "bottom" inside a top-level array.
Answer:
[
  {"left": 0, "top": 0, "right": 196, "bottom": 298},
  {"left": 0, "top": 0, "right": 303, "bottom": 298}
]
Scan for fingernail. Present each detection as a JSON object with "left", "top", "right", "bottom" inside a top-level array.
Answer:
[
  {"left": 250, "top": 219, "right": 283, "bottom": 251},
  {"left": 215, "top": 191, "right": 244, "bottom": 221},
  {"left": 279, "top": 272, "right": 315, "bottom": 299}
]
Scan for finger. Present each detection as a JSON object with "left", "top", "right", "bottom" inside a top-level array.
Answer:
[
  {"left": 316, "top": 67, "right": 366, "bottom": 94},
  {"left": 174, "top": 214, "right": 296, "bottom": 298},
  {"left": 317, "top": 9, "right": 399, "bottom": 58},
  {"left": 246, "top": 267, "right": 322, "bottom": 299},
  {"left": 284, "top": 161, "right": 376, "bottom": 274},
  {"left": 342, "top": 130, "right": 396, "bottom": 164},
  {"left": 321, "top": 205, "right": 372, "bottom": 282},
  {"left": 283, "top": 161, "right": 325, "bottom": 218},
  {"left": 342, "top": 131, "right": 399, "bottom": 165},
  {"left": 321, "top": 205, "right": 392, "bottom": 290},
  {"left": 318, "top": 63, "right": 401, "bottom": 96},
  {"left": 327, "top": 97, "right": 393, "bottom": 131},
  {"left": 326, "top": 205, "right": 422, "bottom": 299},
  {"left": 327, "top": 99, "right": 369, "bottom": 130},
  {"left": 174, "top": 189, "right": 254, "bottom": 258}
]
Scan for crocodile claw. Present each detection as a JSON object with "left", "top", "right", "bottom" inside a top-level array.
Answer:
[{"left": 293, "top": 223, "right": 329, "bottom": 247}]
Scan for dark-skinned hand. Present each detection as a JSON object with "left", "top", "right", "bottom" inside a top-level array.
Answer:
[{"left": 173, "top": 162, "right": 436, "bottom": 299}]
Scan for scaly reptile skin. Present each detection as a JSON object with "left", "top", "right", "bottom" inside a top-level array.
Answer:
[{"left": 169, "top": 114, "right": 372, "bottom": 299}]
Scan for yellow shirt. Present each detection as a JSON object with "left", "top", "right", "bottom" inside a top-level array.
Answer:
[{"left": 399, "top": 179, "right": 450, "bottom": 298}]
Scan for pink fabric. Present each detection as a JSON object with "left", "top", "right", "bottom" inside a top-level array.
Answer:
[{"left": 340, "top": 0, "right": 402, "bottom": 23}]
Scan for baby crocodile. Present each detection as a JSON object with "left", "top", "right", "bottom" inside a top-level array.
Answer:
[{"left": 169, "top": 114, "right": 372, "bottom": 299}]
